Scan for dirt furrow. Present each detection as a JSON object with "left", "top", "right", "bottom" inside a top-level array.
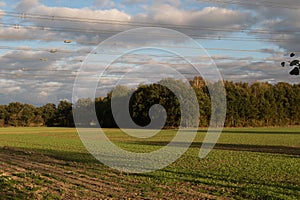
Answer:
[
  {"left": 0, "top": 160, "right": 27, "bottom": 174},
  {"left": 0, "top": 151, "right": 125, "bottom": 196},
  {"left": 0, "top": 147, "right": 219, "bottom": 199}
]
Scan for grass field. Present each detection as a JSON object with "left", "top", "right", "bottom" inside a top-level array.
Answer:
[{"left": 0, "top": 127, "right": 299, "bottom": 199}]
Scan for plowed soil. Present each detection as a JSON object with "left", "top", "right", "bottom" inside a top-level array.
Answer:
[{"left": 0, "top": 146, "right": 220, "bottom": 200}]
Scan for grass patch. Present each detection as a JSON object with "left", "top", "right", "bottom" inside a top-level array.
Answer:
[{"left": 0, "top": 127, "right": 299, "bottom": 199}]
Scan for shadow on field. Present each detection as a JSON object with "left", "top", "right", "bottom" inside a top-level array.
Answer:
[
  {"left": 0, "top": 146, "right": 99, "bottom": 165},
  {"left": 129, "top": 141, "right": 300, "bottom": 155},
  {"left": 189, "top": 129, "right": 300, "bottom": 135},
  {"left": 137, "top": 168, "right": 300, "bottom": 193},
  {"left": 1, "top": 146, "right": 299, "bottom": 199},
  {"left": 220, "top": 130, "right": 300, "bottom": 135}
]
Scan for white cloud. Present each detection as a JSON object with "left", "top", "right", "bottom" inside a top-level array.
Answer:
[
  {"left": 0, "top": 4, "right": 4, "bottom": 21},
  {"left": 11, "top": 1, "right": 254, "bottom": 44},
  {"left": 9, "top": 0, "right": 132, "bottom": 44},
  {"left": 1, "top": 0, "right": 298, "bottom": 105},
  {"left": 0, "top": 10, "right": 3, "bottom": 20},
  {"left": 148, "top": 5, "right": 252, "bottom": 26},
  {"left": 216, "top": 0, "right": 300, "bottom": 52},
  {"left": 16, "top": 0, "right": 131, "bottom": 23},
  {"left": 0, "top": 1, "right": 6, "bottom": 8},
  {"left": 93, "top": 0, "right": 115, "bottom": 8},
  {"left": 258, "top": 11, "right": 300, "bottom": 52},
  {"left": 122, "top": 0, "right": 148, "bottom": 5},
  {"left": 134, "top": 5, "right": 255, "bottom": 38},
  {"left": 0, "top": 79, "right": 22, "bottom": 93},
  {"left": 38, "top": 91, "right": 48, "bottom": 98},
  {"left": 15, "top": 0, "right": 39, "bottom": 12}
]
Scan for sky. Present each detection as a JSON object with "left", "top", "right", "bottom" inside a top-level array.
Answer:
[{"left": 0, "top": 0, "right": 300, "bottom": 105}]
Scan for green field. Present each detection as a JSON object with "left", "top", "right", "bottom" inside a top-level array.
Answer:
[{"left": 0, "top": 127, "right": 299, "bottom": 199}]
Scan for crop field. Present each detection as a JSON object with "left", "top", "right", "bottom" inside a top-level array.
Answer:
[{"left": 0, "top": 127, "right": 299, "bottom": 199}]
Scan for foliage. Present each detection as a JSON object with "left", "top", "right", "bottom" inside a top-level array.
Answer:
[
  {"left": 129, "top": 81, "right": 193, "bottom": 128},
  {"left": 0, "top": 101, "right": 73, "bottom": 127},
  {"left": 1, "top": 77, "right": 300, "bottom": 127}
]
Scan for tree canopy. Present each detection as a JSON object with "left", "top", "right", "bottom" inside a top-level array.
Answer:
[{"left": 1, "top": 77, "right": 300, "bottom": 128}]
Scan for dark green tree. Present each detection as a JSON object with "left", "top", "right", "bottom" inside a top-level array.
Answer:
[
  {"left": 6, "top": 102, "right": 23, "bottom": 126},
  {"left": 20, "top": 104, "right": 35, "bottom": 126},
  {"left": 0, "top": 105, "right": 7, "bottom": 127},
  {"left": 38, "top": 103, "right": 57, "bottom": 126},
  {"left": 57, "top": 100, "right": 74, "bottom": 127}
]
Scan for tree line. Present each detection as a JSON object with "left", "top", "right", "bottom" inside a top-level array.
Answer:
[
  {"left": 0, "top": 101, "right": 74, "bottom": 127},
  {"left": 1, "top": 77, "right": 300, "bottom": 128}
]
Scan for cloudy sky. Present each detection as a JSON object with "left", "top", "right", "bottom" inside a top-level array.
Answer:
[{"left": 0, "top": 0, "right": 300, "bottom": 105}]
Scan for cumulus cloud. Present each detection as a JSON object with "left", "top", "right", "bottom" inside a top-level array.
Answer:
[
  {"left": 10, "top": 1, "right": 256, "bottom": 44},
  {"left": 134, "top": 4, "right": 255, "bottom": 38},
  {"left": 15, "top": 0, "right": 39, "bottom": 11},
  {"left": 16, "top": 0, "right": 131, "bottom": 24},
  {"left": 0, "top": 10, "right": 3, "bottom": 20},
  {"left": 0, "top": 1, "right": 5, "bottom": 8},
  {"left": 1, "top": 0, "right": 298, "bottom": 105},
  {"left": 10, "top": 0, "right": 132, "bottom": 44},
  {"left": 258, "top": 10, "right": 300, "bottom": 52},
  {"left": 0, "top": 47, "right": 80, "bottom": 104},
  {"left": 0, "top": 79, "right": 22, "bottom": 93},
  {"left": 149, "top": 5, "right": 252, "bottom": 27},
  {"left": 0, "top": 1, "right": 4, "bottom": 20},
  {"left": 122, "top": 0, "right": 148, "bottom": 5},
  {"left": 93, "top": 0, "right": 115, "bottom": 8},
  {"left": 216, "top": 60, "right": 292, "bottom": 84},
  {"left": 213, "top": 0, "right": 300, "bottom": 52}
]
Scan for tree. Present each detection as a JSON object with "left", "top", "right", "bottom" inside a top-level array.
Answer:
[
  {"left": 274, "top": 82, "right": 292, "bottom": 126},
  {"left": 57, "top": 100, "right": 74, "bottom": 127},
  {"left": 73, "top": 98, "right": 95, "bottom": 127},
  {"left": 129, "top": 79, "right": 198, "bottom": 128},
  {"left": 128, "top": 83, "right": 178, "bottom": 128},
  {"left": 20, "top": 104, "right": 35, "bottom": 126},
  {"left": 224, "top": 81, "right": 238, "bottom": 127},
  {"left": 1, "top": 76, "right": 300, "bottom": 128},
  {"left": 191, "top": 78, "right": 211, "bottom": 127},
  {"left": 0, "top": 105, "right": 7, "bottom": 127},
  {"left": 95, "top": 96, "right": 117, "bottom": 128},
  {"left": 38, "top": 103, "right": 57, "bottom": 126},
  {"left": 6, "top": 102, "right": 23, "bottom": 126}
]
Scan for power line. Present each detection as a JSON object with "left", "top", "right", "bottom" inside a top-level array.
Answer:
[
  {"left": 1, "top": 22, "right": 298, "bottom": 48},
  {"left": 0, "top": 53, "right": 282, "bottom": 79},
  {"left": 0, "top": 45, "right": 76, "bottom": 54},
  {"left": 0, "top": 44, "right": 292, "bottom": 59},
  {"left": 1, "top": 54, "right": 280, "bottom": 65},
  {"left": 2, "top": 21, "right": 297, "bottom": 43},
  {"left": 0, "top": 10, "right": 295, "bottom": 75},
  {"left": 0, "top": 11, "right": 298, "bottom": 52},
  {"left": 0, "top": 23, "right": 296, "bottom": 53},
  {"left": 0, "top": 6, "right": 295, "bottom": 85},
  {"left": 0, "top": 30, "right": 292, "bottom": 44},
  {"left": 199, "top": 0, "right": 300, "bottom": 9},
  {"left": 2, "top": 11, "right": 300, "bottom": 36},
  {"left": 0, "top": 54, "right": 281, "bottom": 75}
]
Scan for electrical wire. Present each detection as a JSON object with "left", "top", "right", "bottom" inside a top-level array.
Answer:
[
  {"left": 0, "top": 44, "right": 292, "bottom": 60},
  {"left": 0, "top": 56, "right": 280, "bottom": 75},
  {"left": 198, "top": 0, "right": 300, "bottom": 9},
  {"left": 1, "top": 21, "right": 297, "bottom": 44},
  {"left": 0, "top": 8, "right": 296, "bottom": 79},
  {"left": 2, "top": 11, "right": 300, "bottom": 36}
]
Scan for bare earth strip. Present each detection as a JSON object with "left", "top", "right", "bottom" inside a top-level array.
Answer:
[{"left": 0, "top": 147, "right": 221, "bottom": 200}]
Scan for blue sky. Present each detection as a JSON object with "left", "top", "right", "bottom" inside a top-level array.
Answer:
[{"left": 0, "top": 0, "right": 300, "bottom": 105}]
